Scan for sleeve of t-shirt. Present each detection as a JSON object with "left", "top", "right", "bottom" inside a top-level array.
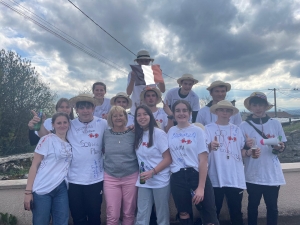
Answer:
[
  {"left": 192, "top": 94, "right": 200, "bottom": 111},
  {"left": 237, "top": 127, "right": 245, "bottom": 150},
  {"left": 35, "top": 135, "right": 51, "bottom": 156},
  {"left": 196, "top": 109, "right": 205, "bottom": 124},
  {"left": 155, "top": 129, "right": 168, "bottom": 154},
  {"left": 196, "top": 128, "right": 208, "bottom": 155},
  {"left": 276, "top": 120, "right": 287, "bottom": 142}
]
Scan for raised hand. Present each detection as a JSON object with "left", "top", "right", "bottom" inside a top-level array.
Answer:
[
  {"left": 245, "top": 134, "right": 253, "bottom": 148},
  {"left": 162, "top": 100, "right": 172, "bottom": 116},
  {"left": 210, "top": 136, "right": 219, "bottom": 151}
]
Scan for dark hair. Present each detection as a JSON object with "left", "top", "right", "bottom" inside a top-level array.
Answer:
[
  {"left": 249, "top": 97, "right": 268, "bottom": 105},
  {"left": 56, "top": 98, "right": 74, "bottom": 120},
  {"left": 134, "top": 105, "right": 158, "bottom": 149},
  {"left": 76, "top": 101, "right": 94, "bottom": 108},
  {"left": 92, "top": 82, "right": 106, "bottom": 92},
  {"left": 171, "top": 100, "right": 192, "bottom": 114},
  {"left": 210, "top": 85, "right": 227, "bottom": 93}
]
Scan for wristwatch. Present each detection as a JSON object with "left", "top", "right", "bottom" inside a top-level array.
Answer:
[{"left": 167, "top": 115, "right": 174, "bottom": 120}]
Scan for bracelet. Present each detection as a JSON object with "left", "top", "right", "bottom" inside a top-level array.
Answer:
[
  {"left": 153, "top": 168, "right": 157, "bottom": 175},
  {"left": 24, "top": 193, "right": 32, "bottom": 195}
]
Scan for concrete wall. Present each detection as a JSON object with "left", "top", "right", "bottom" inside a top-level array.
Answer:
[{"left": 1, "top": 163, "right": 299, "bottom": 225}]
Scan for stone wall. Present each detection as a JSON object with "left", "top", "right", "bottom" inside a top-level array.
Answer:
[{"left": 279, "top": 130, "right": 300, "bottom": 163}]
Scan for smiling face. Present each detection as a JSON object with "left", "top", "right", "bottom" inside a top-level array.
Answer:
[
  {"left": 174, "top": 103, "right": 191, "bottom": 125},
  {"left": 250, "top": 102, "right": 268, "bottom": 118},
  {"left": 114, "top": 97, "right": 129, "bottom": 109},
  {"left": 93, "top": 84, "right": 106, "bottom": 100},
  {"left": 136, "top": 108, "right": 150, "bottom": 129},
  {"left": 210, "top": 86, "right": 227, "bottom": 103},
  {"left": 57, "top": 101, "right": 72, "bottom": 115},
  {"left": 180, "top": 80, "right": 194, "bottom": 93},
  {"left": 76, "top": 102, "right": 95, "bottom": 122},
  {"left": 111, "top": 111, "right": 126, "bottom": 128},
  {"left": 144, "top": 90, "right": 158, "bottom": 107},
  {"left": 52, "top": 115, "right": 69, "bottom": 136}
]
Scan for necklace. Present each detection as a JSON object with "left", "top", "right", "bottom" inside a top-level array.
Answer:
[
  {"left": 110, "top": 128, "right": 131, "bottom": 144},
  {"left": 216, "top": 123, "right": 232, "bottom": 159}
]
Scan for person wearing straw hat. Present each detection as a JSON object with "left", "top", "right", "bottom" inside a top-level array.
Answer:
[
  {"left": 126, "top": 50, "right": 166, "bottom": 115},
  {"left": 239, "top": 92, "right": 286, "bottom": 225},
  {"left": 205, "top": 100, "right": 247, "bottom": 225},
  {"left": 196, "top": 80, "right": 242, "bottom": 126},
  {"left": 110, "top": 92, "right": 134, "bottom": 126},
  {"left": 140, "top": 86, "right": 173, "bottom": 132},
  {"left": 35, "top": 93, "right": 108, "bottom": 225},
  {"left": 164, "top": 74, "right": 200, "bottom": 123}
]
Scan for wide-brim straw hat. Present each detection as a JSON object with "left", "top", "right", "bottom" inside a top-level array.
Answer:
[
  {"left": 206, "top": 80, "right": 231, "bottom": 92},
  {"left": 69, "top": 93, "right": 97, "bottom": 108},
  {"left": 110, "top": 92, "right": 132, "bottom": 109},
  {"left": 134, "top": 50, "right": 154, "bottom": 62},
  {"left": 177, "top": 74, "right": 198, "bottom": 85},
  {"left": 244, "top": 92, "right": 273, "bottom": 111},
  {"left": 210, "top": 100, "right": 239, "bottom": 115},
  {"left": 140, "top": 87, "right": 162, "bottom": 104}
]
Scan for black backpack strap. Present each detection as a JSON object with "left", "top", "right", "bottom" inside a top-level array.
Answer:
[{"left": 245, "top": 120, "right": 268, "bottom": 139}]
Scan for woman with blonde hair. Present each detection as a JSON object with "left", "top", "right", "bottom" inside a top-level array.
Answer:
[{"left": 103, "top": 106, "right": 138, "bottom": 225}]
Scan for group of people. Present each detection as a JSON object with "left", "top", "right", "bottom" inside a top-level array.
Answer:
[{"left": 24, "top": 50, "right": 286, "bottom": 225}]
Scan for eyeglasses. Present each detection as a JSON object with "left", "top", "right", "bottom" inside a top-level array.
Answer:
[{"left": 216, "top": 108, "right": 233, "bottom": 113}]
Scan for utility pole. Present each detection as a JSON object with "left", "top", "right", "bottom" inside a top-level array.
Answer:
[{"left": 268, "top": 88, "right": 277, "bottom": 117}]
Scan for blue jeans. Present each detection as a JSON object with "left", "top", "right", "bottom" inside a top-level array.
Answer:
[{"left": 32, "top": 181, "right": 69, "bottom": 225}]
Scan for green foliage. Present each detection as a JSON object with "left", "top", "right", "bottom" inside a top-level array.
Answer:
[
  {"left": 0, "top": 49, "right": 56, "bottom": 156},
  {"left": 0, "top": 213, "right": 17, "bottom": 225},
  {"left": 283, "top": 122, "right": 300, "bottom": 133}
]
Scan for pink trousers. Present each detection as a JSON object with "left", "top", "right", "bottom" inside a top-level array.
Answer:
[{"left": 104, "top": 171, "right": 138, "bottom": 225}]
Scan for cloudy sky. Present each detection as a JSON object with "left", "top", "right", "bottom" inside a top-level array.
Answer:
[{"left": 1, "top": 0, "right": 300, "bottom": 112}]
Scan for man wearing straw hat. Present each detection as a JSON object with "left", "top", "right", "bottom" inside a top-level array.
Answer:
[
  {"left": 110, "top": 92, "right": 134, "bottom": 126},
  {"left": 239, "top": 92, "right": 286, "bottom": 225},
  {"left": 140, "top": 86, "right": 173, "bottom": 132},
  {"left": 36, "top": 93, "right": 108, "bottom": 225},
  {"left": 205, "top": 100, "right": 248, "bottom": 225},
  {"left": 196, "top": 80, "right": 242, "bottom": 126},
  {"left": 164, "top": 74, "right": 200, "bottom": 123},
  {"left": 126, "top": 50, "right": 165, "bottom": 115}
]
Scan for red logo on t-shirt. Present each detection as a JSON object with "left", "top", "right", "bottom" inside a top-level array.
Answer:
[
  {"left": 142, "top": 142, "right": 148, "bottom": 147},
  {"left": 181, "top": 138, "right": 192, "bottom": 144},
  {"left": 266, "top": 134, "right": 275, "bottom": 138},
  {"left": 227, "top": 136, "right": 237, "bottom": 142}
]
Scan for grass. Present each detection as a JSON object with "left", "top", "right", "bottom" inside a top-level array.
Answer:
[{"left": 283, "top": 122, "right": 300, "bottom": 133}]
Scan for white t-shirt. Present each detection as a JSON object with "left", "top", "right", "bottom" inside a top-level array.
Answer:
[
  {"left": 205, "top": 123, "right": 246, "bottom": 189},
  {"left": 67, "top": 117, "right": 108, "bottom": 185},
  {"left": 33, "top": 133, "right": 72, "bottom": 195},
  {"left": 168, "top": 124, "right": 208, "bottom": 173},
  {"left": 196, "top": 106, "right": 242, "bottom": 126},
  {"left": 127, "top": 113, "right": 134, "bottom": 127},
  {"left": 164, "top": 87, "right": 200, "bottom": 112},
  {"left": 153, "top": 108, "right": 168, "bottom": 131},
  {"left": 94, "top": 98, "right": 111, "bottom": 119},
  {"left": 239, "top": 118, "right": 286, "bottom": 186},
  {"left": 135, "top": 128, "right": 170, "bottom": 188},
  {"left": 127, "top": 72, "right": 158, "bottom": 115}
]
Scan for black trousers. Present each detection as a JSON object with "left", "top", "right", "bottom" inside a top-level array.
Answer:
[
  {"left": 170, "top": 168, "right": 219, "bottom": 225},
  {"left": 214, "top": 187, "right": 244, "bottom": 225},
  {"left": 246, "top": 182, "right": 280, "bottom": 225},
  {"left": 68, "top": 181, "right": 103, "bottom": 225}
]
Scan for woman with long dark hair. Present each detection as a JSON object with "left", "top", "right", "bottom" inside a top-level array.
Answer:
[{"left": 134, "top": 105, "right": 172, "bottom": 225}]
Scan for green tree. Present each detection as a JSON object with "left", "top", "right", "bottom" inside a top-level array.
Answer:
[{"left": 0, "top": 49, "right": 56, "bottom": 156}]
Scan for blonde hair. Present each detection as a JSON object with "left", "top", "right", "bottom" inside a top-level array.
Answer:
[{"left": 107, "top": 106, "right": 128, "bottom": 128}]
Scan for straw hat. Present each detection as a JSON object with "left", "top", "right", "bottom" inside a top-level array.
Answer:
[
  {"left": 177, "top": 74, "right": 198, "bottom": 85},
  {"left": 110, "top": 92, "right": 132, "bottom": 109},
  {"left": 193, "top": 123, "right": 205, "bottom": 130},
  {"left": 69, "top": 93, "right": 97, "bottom": 108},
  {"left": 140, "top": 87, "right": 162, "bottom": 104},
  {"left": 206, "top": 80, "right": 231, "bottom": 92},
  {"left": 244, "top": 92, "right": 273, "bottom": 111},
  {"left": 210, "top": 100, "right": 239, "bottom": 115},
  {"left": 134, "top": 50, "right": 154, "bottom": 62}
]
